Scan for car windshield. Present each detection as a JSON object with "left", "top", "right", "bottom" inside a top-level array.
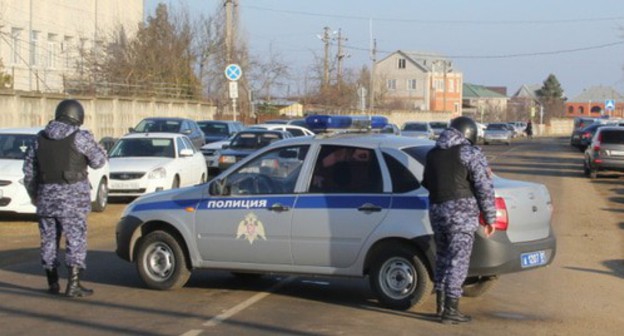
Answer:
[
  {"left": 403, "top": 123, "right": 427, "bottom": 131},
  {"left": 109, "top": 138, "right": 175, "bottom": 158},
  {"left": 230, "top": 132, "right": 282, "bottom": 149},
  {"left": 487, "top": 124, "right": 508, "bottom": 130},
  {"left": 600, "top": 130, "right": 624, "bottom": 144},
  {"left": 0, "top": 134, "right": 37, "bottom": 160},
  {"left": 134, "top": 119, "right": 181, "bottom": 133},
  {"left": 430, "top": 122, "right": 447, "bottom": 129},
  {"left": 198, "top": 122, "right": 229, "bottom": 136}
]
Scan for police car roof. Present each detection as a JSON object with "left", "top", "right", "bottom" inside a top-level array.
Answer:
[
  {"left": 0, "top": 127, "right": 44, "bottom": 135},
  {"left": 269, "top": 132, "right": 434, "bottom": 149}
]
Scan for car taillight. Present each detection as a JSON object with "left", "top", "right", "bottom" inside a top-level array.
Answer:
[
  {"left": 593, "top": 132, "right": 602, "bottom": 153},
  {"left": 479, "top": 197, "right": 508, "bottom": 231},
  {"left": 582, "top": 132, "right": 591, "bottom": 139}
]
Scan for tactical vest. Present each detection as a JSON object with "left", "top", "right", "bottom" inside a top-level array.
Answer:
[
  {"left": 36, "top": 130, "right": 88, "bottom": 184},
  {"left": 424, "top": 145, "right": 475, "bottom": 204}
]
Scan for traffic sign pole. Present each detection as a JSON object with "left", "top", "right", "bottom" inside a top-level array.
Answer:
[{"left": 225, "top": 64, "right": 242, "bottom": 121}]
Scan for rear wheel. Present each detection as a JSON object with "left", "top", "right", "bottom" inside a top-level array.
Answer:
[
  {"left": 369, "top": 244, "right": 432, "bottom": 310},
  {"left": 91, "top": 178, "right": 108, "bottom": 212},
  {"left": 136, "top": 230, "right": 190, "bottom": 290}
]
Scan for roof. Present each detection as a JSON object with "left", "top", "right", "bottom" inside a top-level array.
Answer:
[
  {"left": 376, "top": 50, "right": 458, "bottom": 73},
  {"left": 463, "top": 83, "right": 508, "bottom": 99},
  {"left": 0, "top": 127, "right": 43, "bottom": 134},
  {"left": 569, "top": 85, "right": 624, "bottom": 102},
  {"left": 512, "top": 84, "right": 541, "bottom": 100}
]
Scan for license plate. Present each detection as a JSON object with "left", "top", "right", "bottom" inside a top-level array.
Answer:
[
  {"left": 111, "top": 182, "right": 140, "bottom": 190},
  {"left": 521, "top": 251, "right": 547, "bottom": 268}
]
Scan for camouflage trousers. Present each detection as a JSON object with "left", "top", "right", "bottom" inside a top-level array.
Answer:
[
  {"left": 38, "top": 216, "right": 88, "bottom": 270},
  {"left": 433, "top": 230, "right": 475, "bottom": 298}
]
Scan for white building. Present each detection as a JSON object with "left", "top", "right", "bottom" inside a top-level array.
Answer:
[{"left": 0, "top": 0, "right": 143, "bottom": 92}]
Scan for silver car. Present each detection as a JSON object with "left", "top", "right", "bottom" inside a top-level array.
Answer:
[
  {"left": 401, "top": 122, "right": 434, "bottom": 139},
  {"left": 484, "top": 123, "right": 513, "bottom": 145},
  {"left": 116, "top": 127, "right": 556, "bottom": 310}
]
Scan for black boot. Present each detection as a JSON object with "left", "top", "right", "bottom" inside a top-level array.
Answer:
[
  {"left": 441, "top": 296, "right": 471, "bottom": 324},
  {"left": 436, "top": 290, "right": 445, "bottom": 317},
  {"left": 45, "top": 268, "right": 60, "bottom": 294},
  {"left": 65, "top": 266, "right": 93, "bottom": 298}
]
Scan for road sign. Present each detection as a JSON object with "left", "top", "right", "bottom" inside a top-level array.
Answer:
[
  {"left": 605, "top": 99, "right": 616, "bottom": 111},
  {"left": 229, "top": 81, "right": 238, "bottom": 99},
  {"left": 225, "top": 64, "right": 242, "bottom": 81}
]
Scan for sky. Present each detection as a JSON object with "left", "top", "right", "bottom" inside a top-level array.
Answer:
[{"left": 146, "top": 0, "right": 624, "bottom": 99}]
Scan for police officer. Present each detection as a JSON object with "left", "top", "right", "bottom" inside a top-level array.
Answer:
[
  {"left": 23, "top": 99, "right": 108, "bottom": 298},
  {"left": 422, "top": 116, "right": 496, "bottom": 324}
]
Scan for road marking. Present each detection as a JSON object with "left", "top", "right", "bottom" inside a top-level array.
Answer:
[
  {"left": 202, "top": 276, "right": 296, "bottom": 328},
  {"left": 180, "top": 330, "right": 203, "bottom": 336}
]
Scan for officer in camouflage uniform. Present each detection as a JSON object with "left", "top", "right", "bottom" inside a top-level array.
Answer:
[
  {"left": 422, "top": 116, "right": 496, "bottom": 324},
  {"left": 23, "top": 99, "right": 107, "bottom": 298}
]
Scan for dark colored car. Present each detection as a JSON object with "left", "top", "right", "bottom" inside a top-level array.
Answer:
[
  {"left": 574, "top": 123, "right": 611, "bottom": 152},
  {"left": 197, "top": 120, "right": 244, "bottom": 144},
  {"left": 429, "top": 121, "right": 449, "bottom": 139},
  {"left": 217, "top": 129, "right": 293, "bottom": 171},
  {"left": 130, "top": 117, "right": 205, "bottom": 149},
  {"left": 584, "top": 126, "right": 624, "bottom": 178}
]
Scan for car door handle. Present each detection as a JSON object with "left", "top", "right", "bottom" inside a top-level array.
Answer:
[
  {"left": 358, "top": 203, "right": 382, "bottom": 213},
  {"left": 268, "top": 203, "right": 290, "bottom": 212}
]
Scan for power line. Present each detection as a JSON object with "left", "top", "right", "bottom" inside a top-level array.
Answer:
[
  {"left": 243, "top": 4, "right": 624, "bottom": 25},
  {"left": 337, "top": 40, "right": 624, "bottom": 59}
]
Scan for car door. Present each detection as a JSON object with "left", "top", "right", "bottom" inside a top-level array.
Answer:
[
  {"left": 180, "top": 136, "right": 205, "bottom": 184},
  {"left": 291, "top": 144, "right": 389, "bottom": 268},
  {"left": 194, "top": 144, "right": 310, "bottom": 265}
]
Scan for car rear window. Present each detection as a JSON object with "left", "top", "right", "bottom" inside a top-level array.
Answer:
[
  {"left": 403, "top": 123, "right": 427, "bottom": 131},
  {"left": 382, "top": 153, "right": 420, "bottom": 193},
  {"left": 600, "top": 130, "right": 624, "bottom": 144}
]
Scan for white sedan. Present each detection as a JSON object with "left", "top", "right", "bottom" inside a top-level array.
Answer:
[
  {"left": 247, "top": 124, "right": 315, "bottom": 137},
  {"left": 0, "top": 127, "right": 109, "bottom": 214},
  {"left": 108, "top": 133, "right": 207, "bottom": 197}
]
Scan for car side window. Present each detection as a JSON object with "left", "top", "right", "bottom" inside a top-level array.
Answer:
[
  {"left": 382, "top": 153, "right": 420, "bottom": 193},
  {"left": 224, "top": 145, "right": 310, "bottom": 195},
  {"left": 176, "top": 137, "right": 186, "bottom": 155},
  {"left": 309, "top": 145, "right": 382, "bottom": 194},
  {"left": 287, "top": 127, "right": 305, "bottom": 137},
  {"left": 181, "top": 137, "right": 195, "bottom": 153}
]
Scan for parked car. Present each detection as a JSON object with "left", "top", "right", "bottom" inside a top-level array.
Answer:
[
  {"left": 0, "top": 127, "right": 109, "bottom": 213},
  {"left": 483, "top": 123, "right": 513, "bottom": 145},
  {"left": 107, "top": 132, "right": 207, "bottom": 197},
  {"left": 401, "top": 122, "right": 434, "bottom": 139},
  {"left": 429, "top": 121, "right": 449, "bottom": 139},
  {"left": 381, "top": 123, "right": 401, "bottom": 135},
  {"left": 217, "top": 129, "right": 293, "bottom": 171},
  {"left": 574, "top": 123, "right": 614, "bottom": 152},
  {"left": 584, "top": 126, "right": 624, "bottom": 178},
  {"left": 507, "top": 122, "right": 525, "bottom": 138},
  {"left": 130, "top": 117, "right": 205, "bottom": 149},
  {"left": 248, "top": 124, "right": 315, "bottom": 137},
  {"left": 200, "top": 134, "right": 237, "bottom": 177},
  {"left": 197, "top": 120, "right": 244, "bottom": 144},
  {"left": 115, "top": 115, "right": 556, "bottom": 311}
]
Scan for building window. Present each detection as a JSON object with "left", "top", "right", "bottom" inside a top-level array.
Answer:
[
  {"left": 47, "top": 34, "right": 58, "bottom": 69},
  {"left": 11, "top": 28, "right": 23, "bottom": 64},
  {"left": 63, "top": 36, "right": 74, "bottom": 69},
  {"left": 579, "top": 106, "right": 584, "bottom": 114},
  {"left": 448, "top": 79, "right": 455, "bottom": 93},
  {"left": 387, "top": 79, "right": 397, "bottom": 90},
  {"left": 30, "top": 31, "right": 39, "bottom": 66},
  {"left": 433, "top": 79, "right": 444, "bottom": 91},
  {"left": 398, "top": 58, "right": 406, "bottom": 69},
  {"left": 568, "top": 106, "right": 574, "bottom": 114},
  {"left": 407, "top": 79, "right": 417, "bottom": 91}
]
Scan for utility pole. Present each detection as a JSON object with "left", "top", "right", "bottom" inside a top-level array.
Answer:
[
  {"left": 369, "top": 38, "right": 377, "bottom": 114},
  {"left": 321, "top": 27, "right": 331, "bottom": 89},
  {"left": 336, "top": 28, "right": 348, "bottom": 85},
  {"left": 224, "top": 0, "right": 236, "bottom": 65}
]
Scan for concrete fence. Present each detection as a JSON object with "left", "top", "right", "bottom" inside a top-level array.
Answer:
[{"left": 0, "top": 91, "right": 216, "bottom": 141}]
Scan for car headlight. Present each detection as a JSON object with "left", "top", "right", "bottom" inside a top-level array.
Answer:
[
  {"left": 148, "top": 167, "right": 166, "bottom": 179},
  {"left": 219, "top": 155, "right": 237, "bottom": 164}
]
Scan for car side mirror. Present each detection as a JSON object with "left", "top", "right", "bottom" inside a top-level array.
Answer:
[
  {"left": 222, "top": 144, "right": 229, "bottom": 149},
  {"left": 179, "top": 148, "right": 194, "bottom": 157},
  {"left": 183, "top": 129, "right": 192, "bottom": 135},
  {"left": 128, "top": 127, "right": 135, "bottom": 133}
]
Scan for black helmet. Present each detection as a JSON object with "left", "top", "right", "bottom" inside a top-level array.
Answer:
[
  {"left": 450, "top": 116, "right": 478, "bottom": 144},
  {"left": 55, "top": 99, "right": 84, "bottom": 126}
]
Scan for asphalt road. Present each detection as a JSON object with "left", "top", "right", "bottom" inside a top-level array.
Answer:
[{"left": 0, "top": 136, "right": 622, "bottom": 336}]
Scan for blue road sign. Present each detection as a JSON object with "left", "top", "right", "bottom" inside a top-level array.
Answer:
[
  {"left": 605, "top": 99, "right": 616, "bottom": 111},
  {"left": 225, "top": 64, "right": 242, "bottom": 81}
]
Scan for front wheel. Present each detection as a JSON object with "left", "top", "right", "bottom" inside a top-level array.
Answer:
[
  {"left": 136, "top": 230, "right": 190, "bottom": 290},
  {"left": 91, "top": 178, "right": 108, "bottom": 212},
  {"left": 369, "top": 245, "right": 432, "bottom": 310}
]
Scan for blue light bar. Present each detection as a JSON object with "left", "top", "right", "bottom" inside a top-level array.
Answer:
[{"left": 305, "top": 115, "right": 388, "bottom": 132}]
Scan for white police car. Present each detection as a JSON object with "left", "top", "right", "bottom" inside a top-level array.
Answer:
[{"left": 115, "top": 116, "right": 556, "bottom": 310}]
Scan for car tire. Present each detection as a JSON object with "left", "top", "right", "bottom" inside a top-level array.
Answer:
[
  {"left": 369, "top": 244, "right": 432, "bottom": 310},
  {"left": 589, "top": 169, "right": 598, "bottom": 179},
  {"left": 462, "top": 276, "right": 498, "bottom": 297},
  {"left": 484, "top": 142, "right": 489, "bottom": 145},
  {"left": 172, "top": 176, "right": 180, "bottom": 189},
  {"left": 91, "top": 178, "right": 108, "bottom": 212},
  {"left": 506, "top": 141, "right": 511, "bottom": 146},
  {"left": 136, "top": 230, "right": 191, "bottom": 290}
]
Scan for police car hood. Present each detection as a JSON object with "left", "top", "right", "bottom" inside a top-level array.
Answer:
[
  {"left": 436, "top": 128, "right": 469, "bottom": 149},
  {"left": 43, "top": 121, "right": 80, "bottom": 140},
  {"left": 109, "top": 157, "right": 174, "bottom": 173},
  {"left": 0, "top": 159, "right": 24, "bottom": 178}
]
